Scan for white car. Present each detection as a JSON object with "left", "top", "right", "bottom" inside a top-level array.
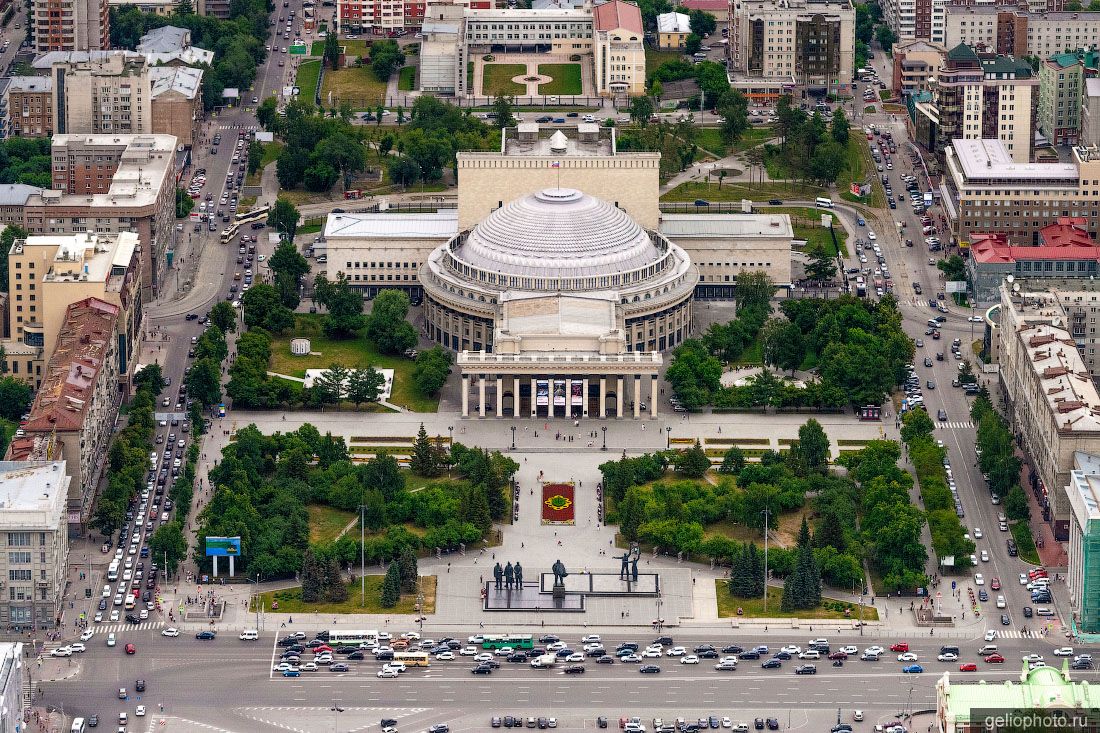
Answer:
[
  {"left": 80, "top": 630, "right": 94, "bottom": 641},
  {"left": 936, "top": 652, "right": 958, "bottom": 662},
  {"left": 1053, "top": 647, "right": 1074, "bottom": 657},
  {"left": 974, "top": 527, "right": 984, "bottom": 539},
  {"left": 110, "top": 610, "right": 120, "bottom": 622},
  {"left": 139, "top": 609, "right": 149, "bottom": 620},
  {"left": 566, "top": 653, "right": 585, "bottom": 663},
  {"left": 69, "top": 642, "right": 86, "bottom": 653},
  {"left": 273, "top": 662, "right": 295, "bottom": 672},
  {"left": 679, "top": 655, "right": 700, "bottom": 665},
  {"left": 136, "top": 706, "right": 146, "bottom": 717},
  {"left": 984, "top": 630, "right": 997, "bottom": 641},
  {"left": 435, "top": 651, "right": 455, "bottom": 661},
  {"left": 621, "top": 654, "right": 642, "bottom": 663},
  {"left": 546, "top": 641, "right": 566, "bottom": 651},
  {"left": 301, "top": 661, "right": 318, "bottom": 671},
  {"left": 400, "top": 632, "right": 419, "bottom": 640},
  {"left": 797, "top": 650, "right": 820, "bottom": 660},
  {"left": 840, "top": 646, "right": 859, "bottom": 655},
  {"left": 494, "top": 646, "right": 514, "bottom": 657},
  {"left": 50, "top": 646, "right": 72, "bottom": 657},
  {"left": 780, "top": 645, "right": 801, "bottom": 655},
  {"left": 161, "top": 627, "right": 180, "bottom": 637},
  {"left": 581, "top": 634, "right": 601, "bottom": 644},
  {"left": 474, "top": 653, "right": 493, "bottom": 663},
  {"left": 384, "top": 662, "right": 406, "bottom": 673},
  {"left": 666, "top": 646, "right": 686, "bottom": 657},
  {"left": 460, "top": 646, "right": 478, "bottom": 656},
  {"left": 868, "top": 231, "right": 877, "bottom": 240},
  {"left": 864, "top": 646, "right": 884, "bottom": 656},
  {"left": 975, "top": 573, "right": 985, "bottom": 585},
  {"left": 897, "top": 652, "right": 919, "bottom": 662},
  {"left": 94, "top": 612, "right": 103, "bottom": 623},
  {"left": 980, "top": 551, "right": 990, "bottom": 562},
  {"left": 1021, "top": 654, "right": 1044, "bottom": 664},
  {"left": 1020, "top": 573, "right": 1029, "bottom": 585},
  {"left": 378, "top": 668, "right": 400, "bottom": 678},
  {"left": 642, "top": 649, "right": 662, "bottom": 658},
  {"left": 996, "top": 596, "right": 1006, "bottom": 608},
  {"left": 721, "top": 719, "right": 732, "bottom": 729}
]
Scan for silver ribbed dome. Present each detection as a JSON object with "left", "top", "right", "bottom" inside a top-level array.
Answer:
[{"left": 454, "top": 188, "right": 661, "bottom": 279}]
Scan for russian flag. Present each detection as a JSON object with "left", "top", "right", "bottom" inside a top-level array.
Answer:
[{"left": 550, "top": 161, "right": 561, "bottom": 168}]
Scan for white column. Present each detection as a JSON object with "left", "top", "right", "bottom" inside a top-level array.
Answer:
[
  {"left": 496, "top": 376, "right": 503, "bottom": 418},
  {"left": 582, "top": 378, "right": 589, "bottom": 417},
  {"left": 548, "top": 378, "right": 555, "bottom": 418},
  {"left": 461, "top": 375, "right": 470, "bottom": 418},
  {"left": 617, "top": 377, "right": 624, "bottom": 419},
  {"left": 479, "top": 376, "right": 487, "bottom": 418},
  {"left": 599, "top": 377, "right": 607, "bottom": 418},
  {"left": 633, "top": 376, "right": 641, "bottom": 419},
  {"left": 650, "top": 375, "right": 658, "bottom": 418},
  {"left": 513, "top": 377, "right": 521, "bottom": 417},
  {"left": 531, "top": 378, "right": 538, "bottom": 417}
]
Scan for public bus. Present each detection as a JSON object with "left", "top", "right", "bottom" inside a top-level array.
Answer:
[
  {"left": 107, "top": 561, "right": 119, "bottom": 582},
  {"left": 815, "top": 196, "right": 834, "bottom": 209},
  {"left": 220, "top": 223, "right": 240, "bottom": 244},
  {"left": 393, "top": 651, "right": 431, "bottom": 667},
  {"left": 481, "top": 634, "right": 534, "bottom": 650},
  {"left": 235, "top": 204, "right": 270, "bottom": 227},
  {"left": 328, "top": 629, "right": 379, "bottom": 646}
]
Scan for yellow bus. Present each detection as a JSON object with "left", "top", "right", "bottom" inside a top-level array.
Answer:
[{"left": 393, "top": 651, "right": 430, "bottom": 668}]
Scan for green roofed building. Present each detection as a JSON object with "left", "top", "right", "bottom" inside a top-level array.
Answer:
[
  {"left": 1067, "top": 451, "right": 1100, "bottom": 634},
  {"left": 937, "top": 662, "right": 1100, "bottom": 732}
]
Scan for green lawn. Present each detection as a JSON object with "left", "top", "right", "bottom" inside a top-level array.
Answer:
[
  {"left": 661, "top": 180, "right": 826, "bottom": 203},
  {"left": 296, "top": 60, "right": 322, "bottom": 104},
  {"left": 268, "top": 314, "right": 439, "bottom": 412},
  {"left": 645, "top": 46, "right": 684, "bottom": 75},
  {"left": 537, "top": 64, "right": 582, "bottom": 95},
  {"left": 254, "top": 575, "right": 437, "bottom": 615},
  {"left": 1010, "top": 522, "right": 1042, "bottom": 566},
  {"left": 309, "top": 39, "right": 373, "bottom": 57},
  {"left": 838, "top": 136, "right": 885, "bottom": 208},
  {"left": 320, "top": 65, "right": 388, "bottom": 109},
  {"left": 297, "top": 223, "right": 323, "bottom": 235},
  {"left": 715, "top": 583, "right": 880, "bottom": 620},
  {"left": 0, "top": 418, "right": 15, "bottom": 459},
  {"left": 694, "top": 125, "right": 773, "bottom": 158},
  {"left": 246, "top": 142, "right": 284, "bottom": 186},
  {"left": 482, "top": 64, "right": 526, "bottom": 96},
  {"left": 760, "top": 206, "right": 842, "bottom": 256},
  {"left": 308, "top": 504, "right": 358, "bottom": 544},
  {"left": 398, "top": 65, "right": 417, "bottom": 91}
]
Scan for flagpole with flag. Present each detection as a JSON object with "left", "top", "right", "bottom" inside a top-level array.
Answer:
[{"left": 551, "top": 160, "right": 560, "bottom": 189}]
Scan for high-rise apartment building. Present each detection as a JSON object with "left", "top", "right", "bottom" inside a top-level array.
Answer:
[
  {"left": 32, "top": 0, "right": 110, "bottom": 53},
  {"left": 728, "top": 0, "right": 855, "bottom": 95},
  {"left": 0, "top": 462, "right": 69, "bottom": 628},
  {"left": 2, "top": 77, "right": 54, "bottom": 138},
  {"left": 1038, "top": 52, "right": 1084, "bottom": 146},
  {"left": 884, "top": 0, "right": 947, "bottom": 43},
  {"left": 912, "top": 44, "right": 1036, "bottom": 166},
  {"left": 47, "top": 52, "right": 152, "bottom": 135},
  {"left": 945, "top": 6, "right": 1100, "bottom": 59}
]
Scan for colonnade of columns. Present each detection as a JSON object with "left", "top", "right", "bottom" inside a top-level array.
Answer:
[{"left": 459, "top": 372, "right": 660, "bottom": 419}]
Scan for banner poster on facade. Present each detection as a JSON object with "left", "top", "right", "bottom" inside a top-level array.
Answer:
[
  {"left": 536, "top": 380, "right": 549, "bottom": 406},
  {"left": 570, "top": 381, "right": 583, "bottom": 406},
  {"left": 553, "top": 380, "right": 567, "bottom": 406}
]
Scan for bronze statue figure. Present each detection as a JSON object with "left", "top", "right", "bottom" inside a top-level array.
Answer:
[
  {"left": 514, "top": 562, "right": 524, "bottom": 587},
  {"left": 493, "top": 562, "right": 504, "bottom": 590},
  {"left": 551, "top": 559, "right": 569, "bottom": 585},
  {"left": 504, "top": 562, "right": 515, "bottom": 590}
]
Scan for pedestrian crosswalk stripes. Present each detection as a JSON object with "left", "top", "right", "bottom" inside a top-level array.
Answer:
[
  {"left": 45, "top": 621, "right": 164, "bottom": 645},
  {"left": 216, "top": 124, "right": 258, "bottom": 132},
  {"left": 936, "top": 421, "right": 974, "bottom": 430}
]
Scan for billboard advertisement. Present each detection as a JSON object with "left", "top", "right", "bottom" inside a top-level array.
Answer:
[
  {"left": 205, "top": 536, "right": 241, "bottom": 557},
  {"left": 570, "top": 381, "right": 583, "bottom": 406},
  {"left": 553, "top": 380, "right": 566, "bottom": 407},
  {"left": 536, "top": 380, "right": 549, "bottom": 406}
]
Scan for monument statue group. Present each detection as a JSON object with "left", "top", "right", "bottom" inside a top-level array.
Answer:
[
  {"left": 616, "top": 543, "right": 642, "bottom": 581},
  {"left": 492, "top": 561, "right": 525, "bottom": 591}
]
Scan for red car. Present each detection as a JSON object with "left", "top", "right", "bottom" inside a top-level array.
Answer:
[
  {"left": 890, "top": 642, "right": 909, "bottom": 652},
  {"left": 959, "top": 663, "right": 978, "bottom": 672},
  {"left": 313, "top": 645, "right": 334, "bottom": 654},
  {"left": 125, "top": 643, "right": 136, "bottom": 655},
  {"left": 984, "top": 654, "right": 1005, "bottom": 663},
  {"left": 990, "top": 578, "right": 1001, "bottom": 590},
  {"left": 828, "top": 652, "right": 848, "bottom": 660},
  {"left": 1029, "top": 568, "right": 1048, "bottom": 579}
]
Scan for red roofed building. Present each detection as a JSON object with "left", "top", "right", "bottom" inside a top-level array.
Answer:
[
  {"left": 1039, "top": 217, "right": 1092, "bottom": 249},
  {"left": 593, "top": 0, "right": 646, "bottom": 96},
  {"left": 678, "top": 0, "right": 726, "bottom": 12},
  {"left": 968, "top": 223, "right": 1100, "bottom": 302},
  {"left": 9, "top": 297, "right": 120, "bottom": 534}
]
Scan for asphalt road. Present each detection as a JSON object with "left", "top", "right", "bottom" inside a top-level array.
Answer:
[{"left": 47, "top": 630, "right": 1097, "bottom": 732}]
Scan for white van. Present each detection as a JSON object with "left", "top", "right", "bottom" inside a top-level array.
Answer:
[
  {"left": 239, "top": 629, "right": 259, "bottom": 640},
  {"left": 530, "top": 654, "right": 557, "bottom": 668},
  {"left": 815, "top": 196, "right": 834, "bottom": 209},
  {"left": 107, "top": 561, "right": 119, "bottom": 582},
  {"left": 71, "top": 718, "right": 86, "bottom": 733},
  {"left": 978, "top": 645, "right": 998, "bottom": 656}
]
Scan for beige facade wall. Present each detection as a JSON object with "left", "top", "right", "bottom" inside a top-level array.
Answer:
[
  {"left": 658, "top": 30, "right": 688, "bottom": 48},
  {"left": 329, "top": 236, "right": 435, "bottom": 289},
  {"left": 7, "top": 89, "right": 54, "bottom": 137},
  {"left": 947, "top": 146, "right": 1100, "bottom": 246},
  {"left": 594, "top": 33, "right": 645, "bottom": 96},
  {"left": 51, "top": 56, "right": 152, "bottom": 136},
  {"left": 684, "top": 237, "right": 792, "bottom": 287},
  {"left": 456, "top": 153, "right": 661, "bottom": 230},
  {"left": 945, "top": 9, "right": 1100, "bottom": 58}
]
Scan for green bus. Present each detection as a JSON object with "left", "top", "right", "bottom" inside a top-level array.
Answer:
[{"left": 481, "top": 634, "right": 534, "bottom": 650}]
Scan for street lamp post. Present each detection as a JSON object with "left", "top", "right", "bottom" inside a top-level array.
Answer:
[
  {"left": 601, "top": 426, "right": 607, "bottom": 451},
  {"left": 331, "top": 706, "right": 345, "bottom": 733},
  {"left": 511, "top": 425, "right": 516, "bottom": 450},
  {"left": 666, "top": 426, "right": 671, "bottom": 449},
  {"left": 761, "top": 507, "right": 771, "bottom": 613},
  {"left": 359, "top": 504, "right": 367, "bottom": 608}
]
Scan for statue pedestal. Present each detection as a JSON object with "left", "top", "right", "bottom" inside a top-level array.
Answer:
[{"left": 552, "top": 581, "right": 565, "bottom": 601}]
